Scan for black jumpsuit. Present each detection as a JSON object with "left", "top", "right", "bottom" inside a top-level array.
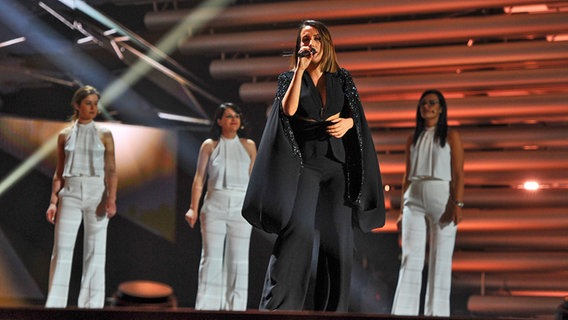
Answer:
[{"left": 260, "top": 71, "right": 353, "bottom": 311}]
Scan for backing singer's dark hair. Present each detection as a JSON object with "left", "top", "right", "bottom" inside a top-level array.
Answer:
[
  {"left": 413, "top": 89, "right": 448, "bottom": 147},
  {"left": 210, "top": 102, "right": 248, "bottom": 139}
]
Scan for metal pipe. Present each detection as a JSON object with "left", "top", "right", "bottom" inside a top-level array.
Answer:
[
  {"left": 364, "top": 93, "right": 568, "bottom": 126},
  {"left": 146, "top": 0, "right": 551, "bottom": 30},
  {"left": 384, "top": 187, "right": 568, "bottom": 209},
  {"left": 236, "top": 92, "right": 568, "bottom": 128},
  {"left": 467, "top": 295, "right": 564, "bottom": 315},
  {"left": 177, "top": 11, "right": 568, "bottom": 54},
  {"left": 381, "top": 169, "right": 568, "bottom": 188},
  {"left": 456, "top": 230, "right": 568, "bottom": 250},
  {"left": 239, "top": 67, "right": 568, "bottom": 103},
  {"left": 379, "top": 150, "right": 568, "bottom": 174},
  {"left": 459, "top": 208, "right": 568, "bottom": 231},
  {"left": 453, "top": 251, "right": 568, "bottom": 272},
  {"left": 379, "top": 207, "right": 568, "bottom": 232},
  {"left": 364, "top": 67, "right": 568, "bottom": 98},
  {"left": 454, "top": 272, "right": 568, "bottom": 291},
  {"left": 373, "top": 124, "right": 568, "bottom": 152},
  {"left": 210, "top": 40, "right": 568, "bottom": 79}
]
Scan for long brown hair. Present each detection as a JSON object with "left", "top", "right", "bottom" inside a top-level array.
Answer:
[{"left": 289, "top": 20, "right": 339, "bottom": 73}]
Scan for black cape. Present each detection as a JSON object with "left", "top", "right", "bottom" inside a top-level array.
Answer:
[{"left": 242, "top": 68, "right": 386, "bottom": 234}]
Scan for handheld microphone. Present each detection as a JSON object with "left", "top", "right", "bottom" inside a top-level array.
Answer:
[{"left": 298, "top": 47, "right": 316, "bottom": 58}]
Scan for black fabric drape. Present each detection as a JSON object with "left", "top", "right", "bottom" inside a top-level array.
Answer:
[{"left": 242, "top": 68, "right": 386, "bottom": 234}]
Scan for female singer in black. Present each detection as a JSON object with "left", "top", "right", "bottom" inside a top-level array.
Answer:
[{"left": 243, "top": 20, "right": 386, "bottom": 311}]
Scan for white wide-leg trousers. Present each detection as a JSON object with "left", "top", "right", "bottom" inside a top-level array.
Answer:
[
  {"left": 195, "top": 190, "right": 252, "bottom": 311},
  {"left": 45, "top": 176, "right": 108, "bottom": 308},
  {"left": 392, "top": 180, "right": 457, "bottom": 317}
]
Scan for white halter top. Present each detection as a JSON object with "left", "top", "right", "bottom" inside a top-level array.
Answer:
[
  {"left": 408, "top": 127, "right": 452, "bottom": 181},
  {"left": 63, "top": 121, "right": 105, "bottom": 178},
  {"left": 207, "top": 135, "right": 251, "bottom": 191}
]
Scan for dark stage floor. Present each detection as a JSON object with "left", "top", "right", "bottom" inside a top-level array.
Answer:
[{"left": 0, "top": 306, "right": 534, "bottom": 320}]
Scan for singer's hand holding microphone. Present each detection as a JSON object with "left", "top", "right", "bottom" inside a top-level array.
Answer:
[
  {"left": 297, "top": 47, "right": 316, "bottom": 70},
  {"left": 298, "top": 47, "right": 317, "bottom": 58}
]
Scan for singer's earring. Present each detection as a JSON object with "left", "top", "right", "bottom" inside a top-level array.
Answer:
[{"left": 240, "top": 125, "right": 245, "bottom": 130}]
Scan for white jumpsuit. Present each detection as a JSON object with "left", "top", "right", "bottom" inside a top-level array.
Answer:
[
  {"left": 391, "top": 127, "right": 457, "bottom": 317},
  {"left": 45, "top": 121, "right": 109, "bottom": 308},
  {"left": 195, "top": 135, "right": 252, "bottom": 311}
]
